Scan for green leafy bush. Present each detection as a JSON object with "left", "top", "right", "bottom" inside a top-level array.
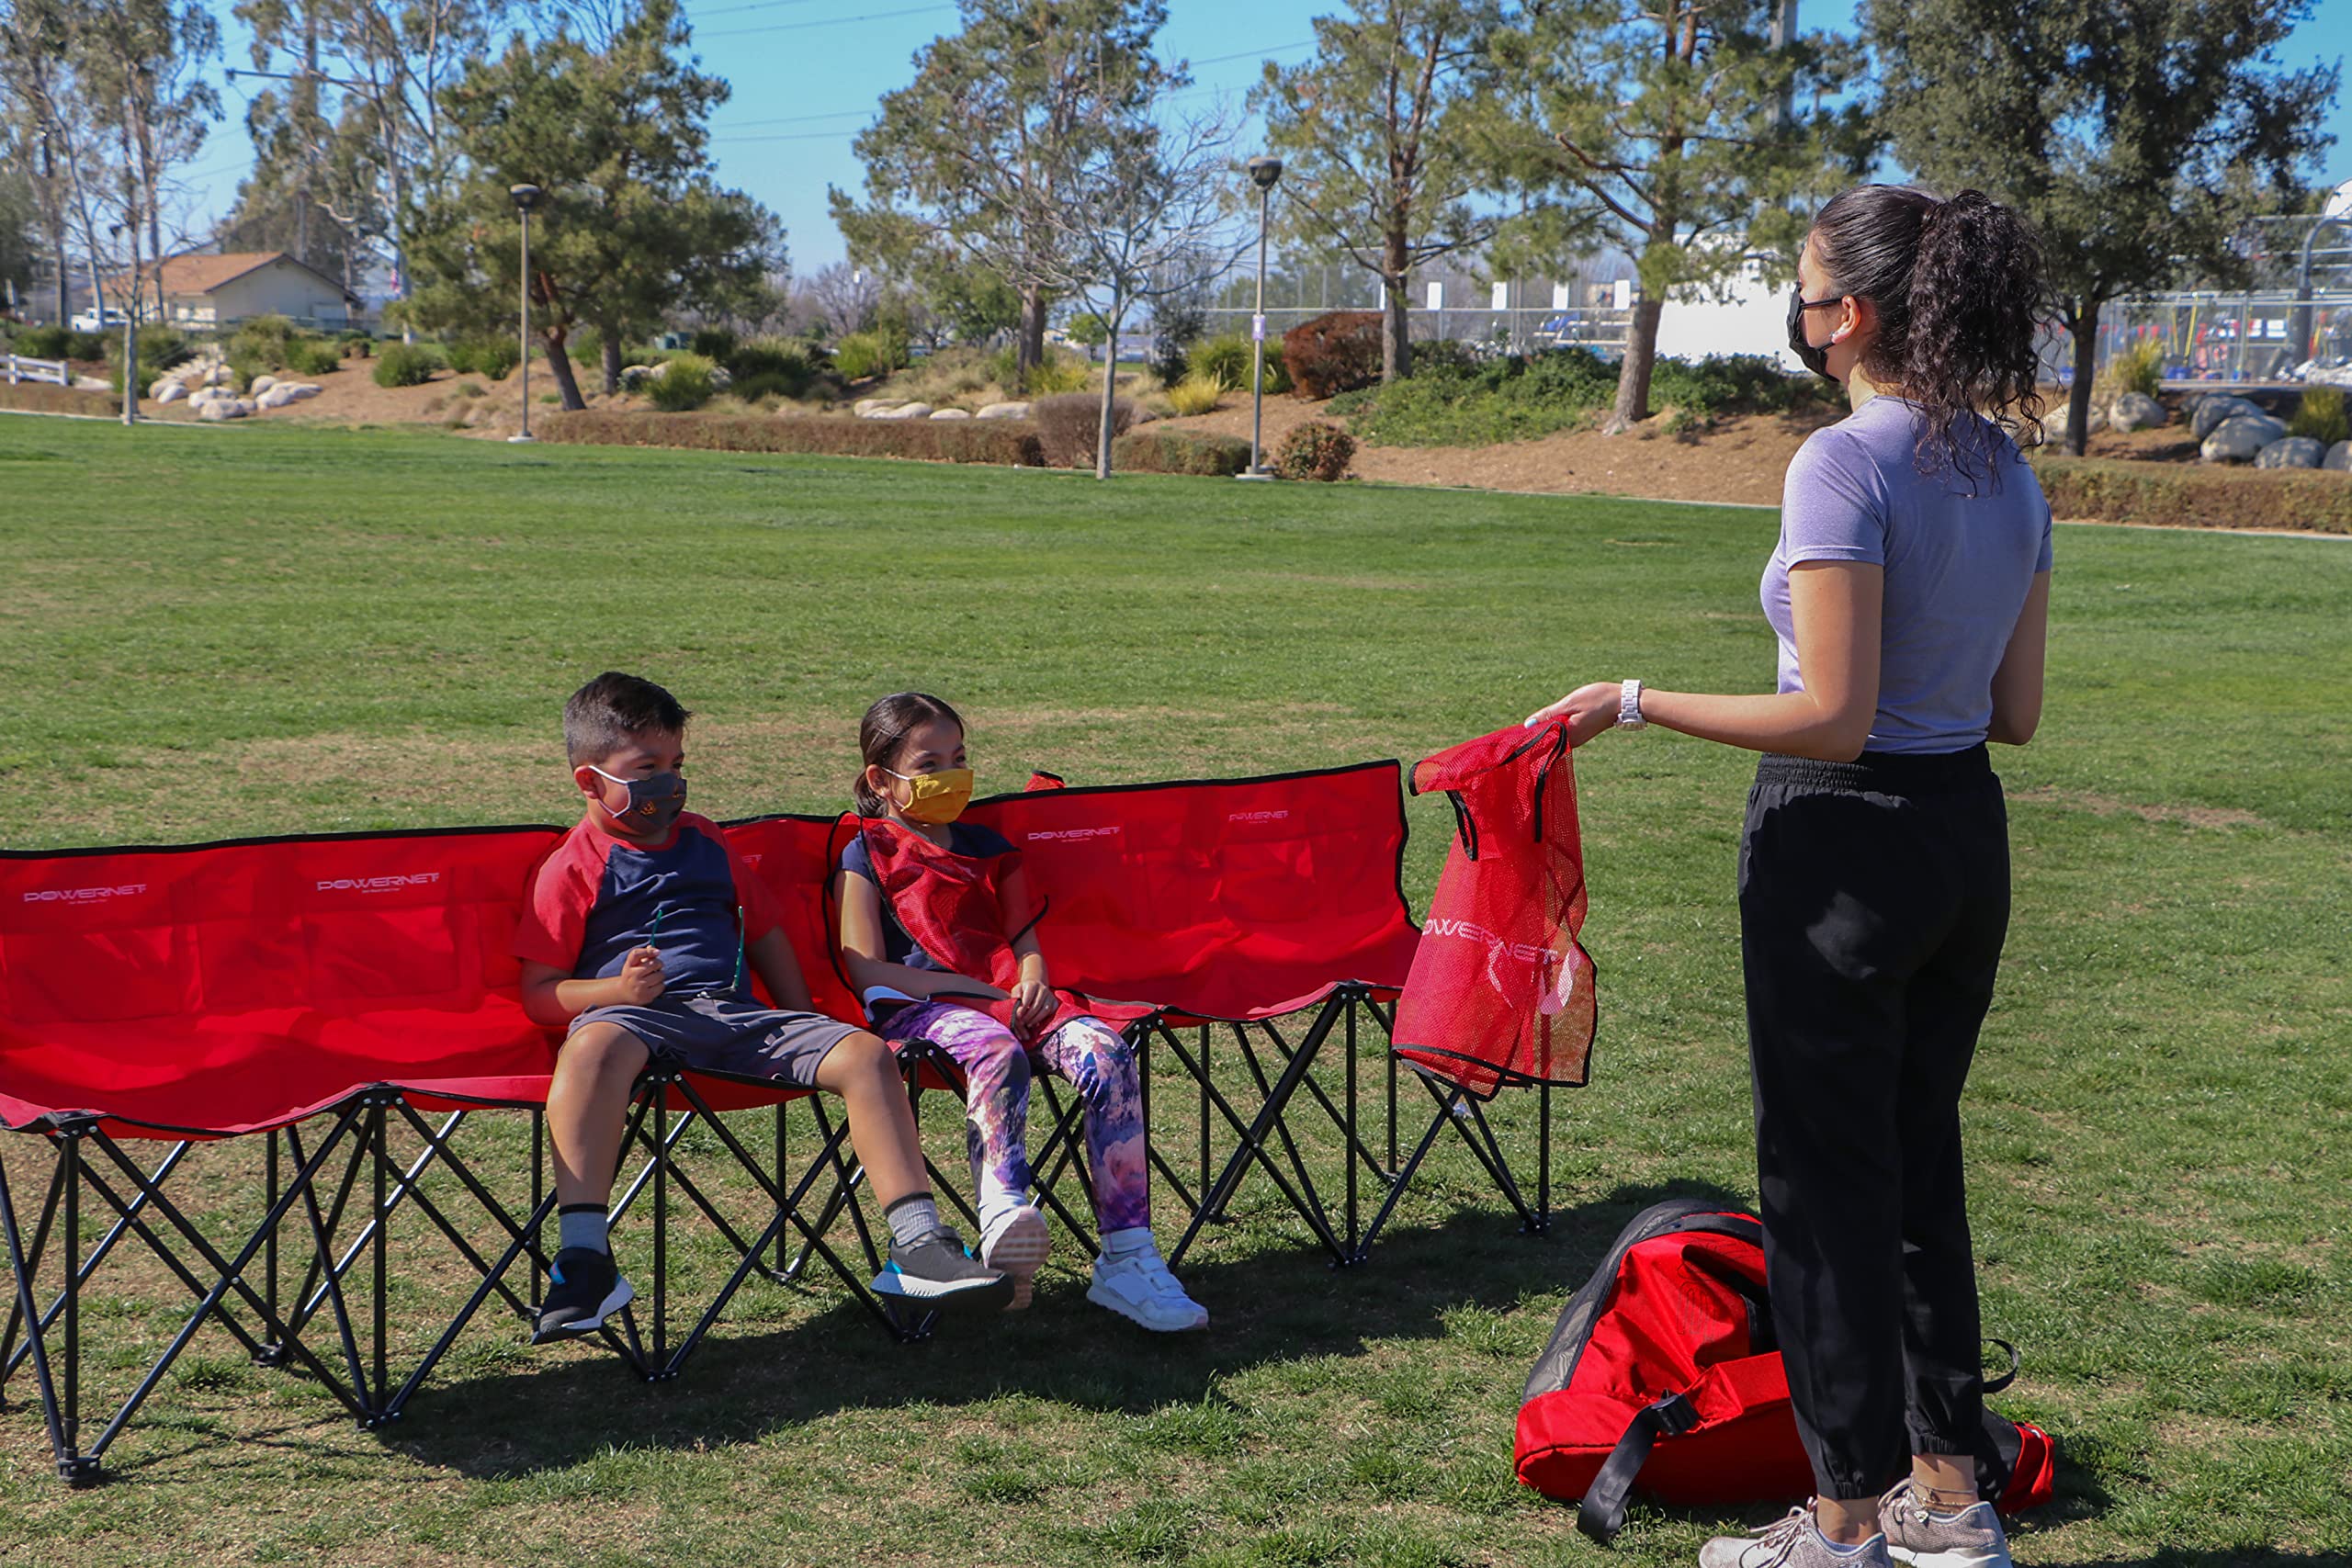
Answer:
[
  {"left": 725, "top": 336, "right": 818, "bottom": 398},
  {"left": 107, "top": 328, "right": 193, "bottom": 396},
  {"left": 372, "top": 343, "right": 443, "bottom": 388},
  {"left": 472, "top": 336, "right": 522, "bottom": 380},
  {"left": 542, "top": 410, "right": 1046, "bottom": 467},
  {"left": 647, "top": 352, "right": 718, "bottom": 412},
  {"left": 13, "top": 324, "right": 69, "bottom": 358},
  {"left": 1281, "top": 312, "right": 1385, "bottom": 400},
  {"left": 2289, "top": 386, "right": 2348, "bottom": 447},
  {"left": 1032, "top": 390, "right": 1134, "bottom": 468},
  {"left": 1112, "top": 428, "right": 1252, "bottom": 476},
  {"left": 451, "top": 380, "right": 486, "bottom": 400},
  {"left": 226, "top": 351, "right": 267, "bottom": 393},
  {"left": 69, "top": 329, "right": 110, "bottom": 361},
  {"left": 1275, "top": 421, "right": 1355, "bottom": 481},
  {"left": 228, "top": 314, "right": 297, "bottom": 369},
  {"left": 1193, "top": 333, "right": 1290, "bottom": 395},
  {"left": 1339, "top": 348, "right": 1811, "bottom": 447},
  {"left": 691, "top": 326, "right": 739, "bottom": 362},
  {"left": 834, "top": 328, "right": 910, "bottom": 381},
  {"left": 285, "top": 339, "right": 343, "bottom": 377}
]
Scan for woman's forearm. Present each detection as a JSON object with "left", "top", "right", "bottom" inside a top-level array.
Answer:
[{"left": 1640, "top": 687, "right": 1873, "bottom": 761}]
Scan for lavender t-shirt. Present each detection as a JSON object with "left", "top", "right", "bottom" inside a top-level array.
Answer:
[{"left": 1763, "top": 396, "right": 2053, "bottom": 755}]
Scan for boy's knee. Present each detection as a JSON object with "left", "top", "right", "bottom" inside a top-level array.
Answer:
[
  {"left": 831, "top": 1030, "right": 898, "bottom": 1082},
  {"left": 562, "top": 1023, "right": 648, "bottom": 1080}
]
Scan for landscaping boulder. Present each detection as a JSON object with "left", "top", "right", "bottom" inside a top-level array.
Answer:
[
  {"left": 618, "top": 364, "right": 660, "bottom": 391},
  {"left": 2252, "top": 435, "right": 2324, "bottom": 469},
  {"left": 286, "top": 383, "right": 322, "bottom": 400},
  {"left": 257, "top": 384, "right": 299, "bottom": 410},
  {"left": 151, "top": 379, "right": 187, "bottom": 404},
  {"left": 929, "top": 408, "right": 971, "bottom": 420},
  {"left": 879, "top": 402, "right": 933, "bottom": 420},
  {"left": 250, "top": 374, "right": 277, "bottom": 395},
  {"left": 975, "top": 401, "right": 1030, "bottom": 420},
  {"left": 2324, "top": 440, "right": 2352, "bottom": 472},
  {"left": 73, "top": 375, "right": 110, "bottom": 392},
  {"left": 2199, "top": 413, "right": 2289, "bottom": 463},
  {"left": 2189, "top": 394, "right": 2262, "bottom": 440},
  {"left": 2041, "top": 404, "right": 2105, "bottom": 445},
  {"left": 198, "top": 398, "right": 247, "bottom": 421},
  {"left": 853, "top": 398, "right": 899, "bottom": 417},
  {"left": 2109, "top": 391, "right": 2166, "bottom": 432}
]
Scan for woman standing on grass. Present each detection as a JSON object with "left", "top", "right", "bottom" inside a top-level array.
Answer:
[{"left": 1526, "top": 185, "right": 2053, "bottom": 1568}]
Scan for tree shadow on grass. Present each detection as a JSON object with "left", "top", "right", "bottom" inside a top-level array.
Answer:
[{"left": 372, "top": 1179, "right": 1749, "bottom": 1481}]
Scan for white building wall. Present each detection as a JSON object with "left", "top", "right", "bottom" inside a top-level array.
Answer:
[
  {"left": 209, "top": 263, "right": 353, "bottom": 326},
  {"left": 1654, "top": 256, "right": 1806, "bottom": 373}
]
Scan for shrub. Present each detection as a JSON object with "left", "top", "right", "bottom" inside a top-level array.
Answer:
[
  {"left": 646, "top": 352, "right": 718, "bottom": 412},
  {"left": 1164, "top": 370, "right": 1226, "bottom": 417},
  {"left": 2030, "top": 453, "right": 2352, "bottom": 534},
  {"left": 13, "top": 324, "right": 69, "bottom": 358},
  {"left": 541, "top": 410, "right": 1046, "bottom": 467},
  {"left": 725, "top": 336, "right": 818, "bottom": 398},
  {"left": 372, "top": 342, "right": 443, "bottom": 388},
  {"left": 1193, "top": 333, "right": 1291, "bottom": 395},
  {"left": 451, "top": 380, "right": 485, "bottom": 400},
  {"left": 68, "top": 329, "right": 109, "bottom": 361},
  {"left": 338, "top": 333, "right": 374, "bottom": 359},
  {"left": 1112, "top": 427, "right": 1252, "bottom": 476},
  {"left": 1022, "top": 355, "right": 1091, "bottom": 395},
  {"left": 444, "top": 338, "right": 479, "bottom": 374},
  {"left": 1282, "top": 311, "right": 1385, "bottom": 400},
  {"left": 1032, "top": 390, "right": 1135, "bottom": 467},
  {"left": 471, "top": 335, "right": 522, "bottom": 380},
  {"left": 227, "top": 314, "right": 297, "bottom": 369},
  {"left": 106, "top": 328, "right": 193, "bottom": 395},
  {"left": 2096, "top": 337, "right": 2166, "bottom": 407},
  {"left": 285, "top": 338, "right": 343, "bottom": 377},
  {"left": 834, "top": 327, "right": 910, "bottom": 381},
  {"left": 691, "top": 326, "right": 739, "bottom": 362},
  {"left": 225, "top": 351, "right": 267, "bottom": 393},
  {"left": 568, "top": 324, "right": 602, "bottom": 366},
  {"left": 1276, "top": 421, "right": 1355, "bottom": 481},
  {"left": 0, "top": 381, "right": 117, "bottom": 416},
  {"left": 2289, "top": 385, "right": 2349, "bottom": 447}
]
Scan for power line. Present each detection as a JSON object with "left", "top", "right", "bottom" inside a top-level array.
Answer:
[{"left": 700, "top": 3, "right": 955, "bottom": 39}]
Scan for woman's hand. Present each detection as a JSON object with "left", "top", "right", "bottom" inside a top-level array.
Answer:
[
  {"left": 1523, "top": 682, "right": 1623, "bottom": 748},
  {"left": 1010, "top": 978, "right": 1056, "bottom": 1033}
]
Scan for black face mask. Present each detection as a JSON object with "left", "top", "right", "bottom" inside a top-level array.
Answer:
[{"left": 1787, "top": 290, "right": 1837, "bottom": 384}]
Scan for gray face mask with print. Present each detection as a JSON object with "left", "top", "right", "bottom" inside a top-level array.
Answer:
[{"left": 590, "top": 766, "right": 686, "bottom": 834}]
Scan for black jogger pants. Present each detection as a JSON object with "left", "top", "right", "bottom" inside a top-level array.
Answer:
[{"left": 1739, "top": 744, "right": 2010, "bottom": 1500}]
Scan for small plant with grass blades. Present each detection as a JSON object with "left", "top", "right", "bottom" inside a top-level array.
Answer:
[
  {"left": 1193, "top": 333, "right": 1292, "bottom": 395},
  {"left": 647, "top": 353, "right": 718, "bottom": 412},
  {"left": 833, "top": 328, "right": 910, "bottom": 382},
  {"left": 372, "top": 343, "right": 443, "bottom": 388},
  {"left": 2096, "top": 336, "right": 2166, "bottom": 407},
  {"left": 1023, "top": 354, "right": 1093, "bottom": 396},
  {"left": 2289, "top": 385, "right": 2347, "bottom": 447},
  {"left": 1165, "top": 369, "right": 1226, "bottom": 416},
  {"left": 451, "top": 381, "right": 485, "bottom": 400},
  {"left": 1275, "top": 421, "right": 1355, "bottom": 481}
]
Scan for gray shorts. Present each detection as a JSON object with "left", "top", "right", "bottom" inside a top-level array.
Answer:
[{"left": 570, "top": 992, "right": 861, "bottom": 1088}]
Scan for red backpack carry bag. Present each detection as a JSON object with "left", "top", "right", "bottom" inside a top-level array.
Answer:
[{"left": 1516, "top": 1198, "right": 2056, "bottom": 1542}]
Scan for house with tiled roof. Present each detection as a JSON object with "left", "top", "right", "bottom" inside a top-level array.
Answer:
[{"left": 103, "top": 253, "right": 363, "bottom": 330}]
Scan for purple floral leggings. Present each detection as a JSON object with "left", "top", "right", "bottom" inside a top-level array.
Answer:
[{"left": 887, "top": 1001, "right": 1150, "bottom": 1234}]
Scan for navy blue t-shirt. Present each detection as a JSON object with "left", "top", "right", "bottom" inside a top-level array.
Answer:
[
  {"left": 516, "top": 813, "right": 783, "bottom": 995},
  {"left": 837, "top": 822, "right": 1015, "bottom": 970}
]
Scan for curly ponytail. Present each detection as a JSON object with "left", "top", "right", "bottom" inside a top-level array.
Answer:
[{"left": 1812, "top": 185, "right": 2049, "bottom": 488}]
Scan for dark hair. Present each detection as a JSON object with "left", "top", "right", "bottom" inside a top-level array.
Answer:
[
  {"left": 854, "top": 692, "right": 965, "bottom": 816},
  {"left": 563, "top": 671, "right": 691, "bottom": 765},
  {"left": 1810, "top": 185, "right": 2048, "bottom": 485}
]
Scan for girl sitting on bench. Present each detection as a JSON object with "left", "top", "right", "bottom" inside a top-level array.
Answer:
[{"left": 834, "top": 691, "right": 1208, "bottom": 1332}]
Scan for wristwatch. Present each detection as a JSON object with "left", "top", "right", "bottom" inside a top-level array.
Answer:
[{"left": 1617, "top": 679, "right": 1647, "bottom": 730}]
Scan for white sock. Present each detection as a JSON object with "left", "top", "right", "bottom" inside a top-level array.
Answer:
[
  {"left": 558, "top": 1204, "right": 608, "bottom": 1254},
  {"left": 1102, "top": 1225, "right": 1155, "bottom": 1258}
]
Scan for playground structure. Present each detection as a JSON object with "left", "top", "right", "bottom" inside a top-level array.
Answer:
[{"left": 2084, "top": 206, "right": 2352, "bottom": 389}]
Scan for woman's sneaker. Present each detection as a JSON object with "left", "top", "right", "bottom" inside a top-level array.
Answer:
[
  {"left": 1699, "top": 1504, "right": 1894, "bottom": 1568},
  {"left": 1087, "top": 1246, "right": 1208, "bottom": 1332},
  {"left": 532, "top": 1247, "right": 634, "bottom": 1342},
  {"left": 870, "top": 1224, "right": 1015, "bottom": 1314},
  {"left": 979, "top": 1203, "right": 1051, "bottom": 1310},
  {"left": 1879, "top": 1482, "right": 2013, "bottom": 1568}
]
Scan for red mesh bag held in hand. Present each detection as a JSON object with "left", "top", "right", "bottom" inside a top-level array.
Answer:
[{"left": 1394, "top": 718, "right": 1596, "bottom": 1096}]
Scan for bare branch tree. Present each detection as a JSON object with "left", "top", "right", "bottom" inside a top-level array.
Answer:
[{"left": 1036, "top": 97, "right": 1248, "bottom": 478}]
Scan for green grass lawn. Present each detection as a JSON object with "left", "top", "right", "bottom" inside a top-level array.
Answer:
[{"left": 0, "top": 419, "right": 2346, "bottom": 1567}]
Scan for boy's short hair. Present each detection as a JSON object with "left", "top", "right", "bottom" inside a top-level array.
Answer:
[{"left": 564, "top": 671, "right": 692, "bottom": 765}]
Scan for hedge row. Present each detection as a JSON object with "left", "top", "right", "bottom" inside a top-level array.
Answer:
[
  {"left": 0, "top": 382, "right": 124, "bottom": 417},
  {"left": 2032, "top": 456, "right": 2352, "bottom": 534},
  {"left": 1112, "top": 427, "right": 1253, "bottom": 476},
  {"left": 541, "top": 411, "right": 1046, "bottom": 467}
]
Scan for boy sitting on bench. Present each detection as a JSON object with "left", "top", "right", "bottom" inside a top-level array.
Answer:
[{"left": 515, "top": 671, "right": 1010, "bottom": 1339}]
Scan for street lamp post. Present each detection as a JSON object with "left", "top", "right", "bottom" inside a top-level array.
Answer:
[
  {"left": 509, "top": 184, "right": 543, "bottom": 445},
  {"left": 1239, "top": 155, "right": 1283, "bottom": 481}
]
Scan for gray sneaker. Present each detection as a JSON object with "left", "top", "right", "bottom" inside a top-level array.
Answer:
[
  {"left": 1879, "top": 1481, "right": 2013, "bottom": 1568},
  {"left": 1699, "top": 1505, "right": 1894, "bottom": 1568}
]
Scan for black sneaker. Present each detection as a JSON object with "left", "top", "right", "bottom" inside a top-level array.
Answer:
[
  {"left": 869, "top": 1225, "right": 1015, "bottom": 1314},
  {"left": 533, "top": 1247, "right": 634, "bottom": 1342}
]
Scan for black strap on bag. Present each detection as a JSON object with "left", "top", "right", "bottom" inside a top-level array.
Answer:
[{"left": 1577, "top": 1393, "right": 1699, "bottom": 1545}]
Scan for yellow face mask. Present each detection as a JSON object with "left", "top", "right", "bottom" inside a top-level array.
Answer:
[{"left": 888, "top": 766, "right": 974, "bottom": 825}]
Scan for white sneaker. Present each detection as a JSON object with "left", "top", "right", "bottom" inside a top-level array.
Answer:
[
  {"left": 978, "top": 1202, "right": 1050, "bottom": 1310},
  {"left": 1087, "top": 1245, "right": 1208, "bottom": 1332}
]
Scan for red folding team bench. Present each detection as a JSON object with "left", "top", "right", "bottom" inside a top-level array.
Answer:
[
  {"left": 0, "top": 826, "right": 910, "bottom": 1486},
  {"left": 960, "top": 762, "right": 1429, "bottom": 1267}
]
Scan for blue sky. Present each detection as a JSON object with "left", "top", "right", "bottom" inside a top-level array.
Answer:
[{"left": 187, "top": 0, "right": 2352, "bottom": 276}]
